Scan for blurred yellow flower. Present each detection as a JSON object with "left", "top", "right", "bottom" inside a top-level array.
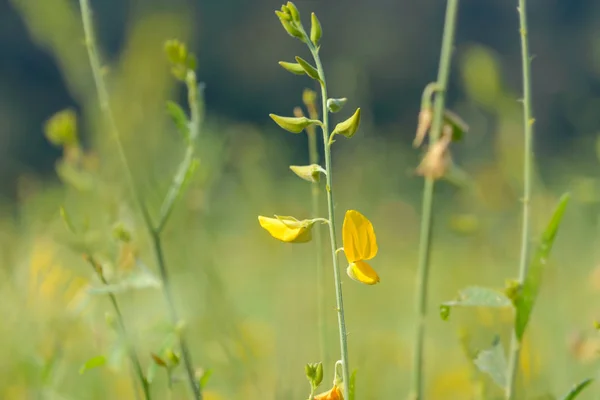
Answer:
[
  {"left": 342, "top": 210, "right": 380, "bottom": 285},
  {"left": 258, "top": 215, "right": 316, "bottom": 243},
  {"left": 314, "top": 384, "right": 344, "bottom": 400}
]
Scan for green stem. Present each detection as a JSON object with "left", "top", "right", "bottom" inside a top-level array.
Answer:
[
  {"left": 85, "top": 255, "right": 151, "bottom": 400},
  {"left": 306, "top": 98, "right": 327, "bottom": 367},
  {"left": 78, "top": 1, "right": 202, "bottom": 398},
  {"left": 78, "top": 0, "right": 154, "bottom": 233},
  {"left": 506, "top": 0, "right": 534, "bottom": 398},
  {"left": 307, "top": 41, "right": 351, "bottom": 398},
  {"left": 151, "top": 231, "right": 202, "bottom": 399},
  {"left": 411, "top": 1, "right": 460, "bottom": 399}
]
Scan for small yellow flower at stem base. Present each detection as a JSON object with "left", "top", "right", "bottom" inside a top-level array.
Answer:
[
  {"left": 342, "top": 210, "right": 380, "bottom": 285},
  {"left": 314, "top": 384, "right": 344, "bottom": 400},
  {"left": 258, "top": 215, "right": 316, "bottom": 243}
]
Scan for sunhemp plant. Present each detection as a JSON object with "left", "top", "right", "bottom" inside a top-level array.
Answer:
[{"left": 258, "top": 2, "right": 379, "bottom": 399}]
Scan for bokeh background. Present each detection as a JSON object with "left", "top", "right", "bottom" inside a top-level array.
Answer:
[{"left": 2, "top": 0, "right": 600, "bottom": 398}]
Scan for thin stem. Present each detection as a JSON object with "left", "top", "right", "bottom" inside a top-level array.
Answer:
[
  {"left": 411, "top": 1, "right": 460, "bottom": 399},
  {"left": 506, "top": 0, "right": 534, "bottom": 398},
  {"left": 307, "top": 41, "right": 351, "bottom": 398},
  {"left": 78, "top": 0, "right": 154, "bottom": 233},
  {"left": 151, "top": 231, "right": 202, "bottom": 399},
  {"left": 306, "top": 95, "right": 327, "bottom": 367},
  {"left": 77, "top": 1, "right": 202, "bottom": 398},
  {"left": 85, "top": 255, "right": 151, "bottom": 400}
]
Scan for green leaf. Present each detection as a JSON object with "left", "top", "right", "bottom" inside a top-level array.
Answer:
[
  {"left": 295, "top": 56, "right": 321, "bottom": 81},
  {"left": 560, "top": 378, "right": 593, "bottom": 400},
  {"left": 331, "top": 108, "right": 361, "bottom": 138},
  {"left": 278, "top": 61, "right": 306, "bottom": 75},
  {"left": 514, "top": 193, "right": 571, "bottom": 340},
  {"left": 198, "top": 368, "right": 213, "bottom": 389},
  {"left": 59, "top": 206, "right": 77, "bottom": 234},
  {"left": 79, "top": 355, "right": 106, "bottom": 375},
  {"left": 439, "top": 286, "right": 512, "bottom": 320},
  {"left": 473, "top": 337, "right": 507, "bottom": 390},
  {"left": 269, "top": 114, "right": 321, "bottom": 133},
  {"left": 310, "top": 12, "right": 322, "bottom": 45},
  {"left": 166, "top": 101, "right": 190, "bottom": 144},
  {"left": 348, "top": 369, "right": 357, "bottom": 400}
]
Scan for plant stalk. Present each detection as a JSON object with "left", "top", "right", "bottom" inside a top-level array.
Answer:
[
  {"left": 85, "top": 255, "right": 150, "bottom": 400},
  {"left": 506, "top": 0, "right": 534, "bottom": 398},
  {"left": 306, "top": 97, "right": 327, "bottom": 367},
  {"left": 307, "top": 41, "right": 351, "bottom": 398},
  {"left": 78, "top": 1, "right": 202, "bottom": 398},
  {"left": 411, "top": 0, "right": 460, "bottom": 399}
]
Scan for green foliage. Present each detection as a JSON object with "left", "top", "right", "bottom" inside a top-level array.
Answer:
[
  {"left": 440, "top": 286, "right": 512, "bottom": 321},
  {"left": 514, "top": 193, "right": 571, "bottom": 340},
  {"left": 560, "top": 378, "right": 594, "bottom": 400}
]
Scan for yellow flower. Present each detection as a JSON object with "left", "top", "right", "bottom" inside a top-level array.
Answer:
[
  {"left": 314, "top": 384, "right": 344, "bottom": 400},
  {"left": 258, "top": 215, "right": 316, "bottom": 243},
  {"left": 342, "top": 210, "right": 380, "bottom": 285}
]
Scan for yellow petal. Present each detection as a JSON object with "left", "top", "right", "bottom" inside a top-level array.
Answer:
[
  {"left": 346, "top": 261, "right": 380, "bottom": 285},
  {"left": 314, "top": 384, "right": 344, "bottom": 400},
  {"left": 342, "top": 210, "right": 378, "bottom": 262},
  {"left": 258, "top": 216, "right": 313, "bottom": 243}
]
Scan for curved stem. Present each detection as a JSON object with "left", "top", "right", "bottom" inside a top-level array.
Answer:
[
  {"left": 308, "top": 41, "right": 351, "bottom": 398},
  {"left": 411, "top": 1, "right": 460, "bottom": 399},
  {"left": 506, "top": 0, "right": 534, "bottom": 398}
]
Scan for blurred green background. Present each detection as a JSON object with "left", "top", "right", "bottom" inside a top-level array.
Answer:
[{"left": 2, "top": 0, "right": 600, "bottom": 399}]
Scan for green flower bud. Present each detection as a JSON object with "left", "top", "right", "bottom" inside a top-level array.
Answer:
[
  {"left": 310, "top": 13, "right": 322, "bottom": 45},
  {"left": 278, "top": 61, "right": 306, "bottom": 75},
  {"left": 326, "top": 98, "right": 347, "bottom": 113},
  {"left": 295, "top": 56, "right": 320, "bottom": 81},
  {"left": 269, "top": 114, "right": 321, "bottom": 133},
  {"left": 289, "top": 164, "right": 326, "bottom": 183},
  {"left": 286, "top": 1, "right": 301, "bottom": 23},
  {"left": 331, "top": 108, "right": 361, "bottom": 138}
]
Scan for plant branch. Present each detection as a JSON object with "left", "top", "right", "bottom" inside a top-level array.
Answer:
[
  {"left": 506, "top": 0, "right": 535, "bottom": 398},
  {"left": 411, "top": 1, "right": 460, "bottom": 399},
  {"left": 307, "top": 39, "right": 351, "bottom": 398},
  {"left": 85, "top": 255, "right": 151, "bottom": 400},
  {"left": 78, "top": 1, "right": 202, "bottom": 398},
  {"left": 305, "top": 92, "right": 327, "bottom": 367}
]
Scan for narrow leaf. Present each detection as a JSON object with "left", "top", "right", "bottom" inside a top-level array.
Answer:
[
  {"left": 473, "top": 337, "right": 507, "bottom": 390},
  {"left": 348, "top": 369, "right": 357, "bottom": 400},
  {"left": 560, "top": 378, "right": 593, "bottom": 400},
  {"left": 515, "top": 193, "right": 571, "bottom": 340},
  {"left": 79, "top": 355, "right": 106, "bottom": 375},
  {"left": 198, "top": 368, "right": 213, "bottom": 389},
  {"left": 440, "top": 286, "right": 512, "bottom": 320},
  {"left": 166, "top": 101, "right": 190, "bottom": 143},
  {"left": 295, "top": 56, "right": 321, "bottom": 81},
  {"left": 278, "top": 61, "right": 306, "bottom": 75}
]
